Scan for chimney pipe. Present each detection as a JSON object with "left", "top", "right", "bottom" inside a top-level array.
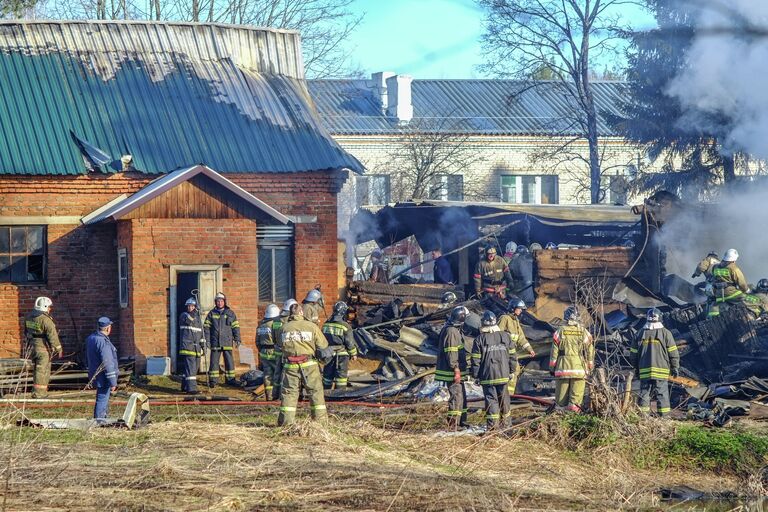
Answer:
[
  {"left": 386, "top": 74, "right": 413, "bottom": 124},
  {"left": 371, "top": 71, "right": 395, "bottom": 114}
]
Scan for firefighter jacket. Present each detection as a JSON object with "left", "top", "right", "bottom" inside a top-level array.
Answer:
[
  {"left": 435, "top": 323, "right": 469, "bottom": 382},
  {"left": 257, "top": 319, "right": 282, "bottom": 362},
  {"left": 24, "top": 311, "right": 62, "bottom": 354},
  {"left": 497, "top": 314, "right": 533, "bottom": 353},
  {"left": 630, "top": 322, "right": 680, "bottom": 380},
  {"left": 693, "top": 256, "right": 720, "bottom": 279},
  {"left": 509, "top": 254, "right": 535, "bottom": 304},
  {"left": 549, "top": 321, "right": 594, "bottom": 379},
  {"left": 302, "top": 302, "right": 323, "bottom": 325},
  {"left": 471, "top": 325, "right": 517, "bottom": 385},
  {"left": 278, "top": 316, "right": 331, "bottom": 368},
  {"left": 712, "top": 261, "right": 749, "bottom": 301},
  {"left": 204, "top": 307, "right": 241, "bottom": 350},
  {"left": 322, "top": 314, "right": 357, "bottom": 357},
  {"left": 86, "top": 330, "right": 118, "bottom": 388},
  {"left": 473, "top": 257, "right": 514, "bottom": 294},
  {"left": 178, "top": 311, "right": 203, "bottom": 357}
]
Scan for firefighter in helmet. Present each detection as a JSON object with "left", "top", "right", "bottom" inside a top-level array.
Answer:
[
  {"left": 179, "top": 297, "right": 204, "bottom": 394},
  {"left": 549, "top": 306, "right": 594, "bottom": 412},
  {"left": 436, "top": 305, "right": 471, "bottom": 429},
  {"left": 631, "top": 308, "right": 679, "bottom": 418},
  {"left": 498, "top": 296, "right": 536, "bottom": 395},
  {"left": 302, "top": 288, "right": 324, "bottom": 326},
  {"left": 257, "top": 304, "right": 283, "bottom": 400},
  {"left": 321, "top": 301, "right": 358, "bottom": 389},
  {"left": 473, "top": 246, "right": 514, "bottom": 298},
  {"left": 471, "top": 311, "right": 517, "bottom": 429},
  {"left": 24, "top": 296, "right": 62, "bottom": 398},
  {"left": 203, "top": 292, "right": 241, "bottom": 387}
]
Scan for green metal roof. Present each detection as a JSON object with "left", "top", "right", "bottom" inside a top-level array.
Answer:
[{"left": 0, "top": 21, "right": 363, "bottom": 175}]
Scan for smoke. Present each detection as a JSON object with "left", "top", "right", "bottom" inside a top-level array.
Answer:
[
  {"left": 343, "top": 209, "right": 382, "bottom": 266},
  {"left": 666, "top": 0, "right": 768, "bottom": 158},
  {"left": 657, "top": 182, "right": 768, "bottom": 283}
]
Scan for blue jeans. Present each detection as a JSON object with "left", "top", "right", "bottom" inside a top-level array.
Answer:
[{"left": 94, "top": 386, "right": 112, "bottom": 419}]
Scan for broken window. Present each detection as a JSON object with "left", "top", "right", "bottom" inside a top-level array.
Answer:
[
  {"left": 258, "top": 226, "right": 294, "bottom": 304},
  {"left": 429, "top": 175, "right": 463, "bottom": 201},
  {"left": 500, "top": 175, "right": 558, "bottom": 204},
  {"left": 357, "top": 175, "right": 391, "bottom": 206},
  {"left": 0, "top": 226, "right": 46, "bottom": 283}
]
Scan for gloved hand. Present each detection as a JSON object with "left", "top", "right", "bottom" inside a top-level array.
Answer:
[
  {"left": 453, "top": 368, "right": 462, "bottom": 384},
  {"left": 235, "top": 339, "right": 242, "bottom": 348},
  {"left": 671, "top": 368, "right": 679, "bottom": 378},
  {"left": 528, "top": 350, "right": 536, "bottom": 357},
  {"left": 351, "top": 356, "right": 357, "bottom": 362},
  {"left": 473, "top": 377, "right": 480, "bottom": 386}
]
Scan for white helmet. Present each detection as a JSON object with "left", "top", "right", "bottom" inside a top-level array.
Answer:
[
  {"left": 505, "top": 241, "right": 517, "bottom": 254},
  {"left": 305, "top": 289, "right": 322, "bottom": 303},
  {"left": 265, "top": 304, "right": 281, "bottom": 319},
  {"left": 723, "top": 248, "right": 739, "bottom": 262},
  {"left": 214, "top": 292, "right": 226, "bottom": 301},
  {"left": 34, "top": 296, "right": 52, "bottom": 313},
  {"left": 185, "top": 297, "right": 197, "bottom": 307},
  {"left": 282, "top": 298, "right": 298, "bottom": 314}
]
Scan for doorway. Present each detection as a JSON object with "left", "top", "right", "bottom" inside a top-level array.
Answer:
[{"left": 169, "top": 265, "right": 222, "bottom": 371}]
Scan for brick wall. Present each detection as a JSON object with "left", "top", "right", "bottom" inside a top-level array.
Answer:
[{"left": 0, "top": 170, "right": 343, "bottom": 364}]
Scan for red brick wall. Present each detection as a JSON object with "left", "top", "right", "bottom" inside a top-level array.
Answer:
[{"left": 0, "top": 170, "right": 344, "bottom": 363}]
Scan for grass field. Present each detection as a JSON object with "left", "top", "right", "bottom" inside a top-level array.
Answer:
[{"left": 1, "top": 382, "right": 759, "bottom": 511}]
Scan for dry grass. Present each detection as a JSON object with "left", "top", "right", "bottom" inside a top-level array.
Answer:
[{"left": 0, "top": 402, "right": 742, "bottom": 512}]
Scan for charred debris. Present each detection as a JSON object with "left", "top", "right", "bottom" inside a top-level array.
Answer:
[{"left": 343, "top": 194, "right": 768, "bottom": 423}]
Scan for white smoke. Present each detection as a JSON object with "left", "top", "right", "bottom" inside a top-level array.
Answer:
[
  {"left": 666, "top": 0, "right": 768, "bottom": 158},
  {"left": 657, "top": 183, "right": 768, "bottom": 284}
]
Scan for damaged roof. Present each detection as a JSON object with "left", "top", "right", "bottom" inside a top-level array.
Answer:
[
  {"left": 307, "top": 79, "right": 626, "bottom": 136},
  {"left": 0, "top": 21, "right": 363, "bottom": 175}
]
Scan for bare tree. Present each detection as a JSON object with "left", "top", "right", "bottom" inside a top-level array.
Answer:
[
  {"left": 383, "top": 119, "right": 488, "bottom": 202},
  {"left": 38, "top": 0, "right": 363, "bottom": 78},
  {"left": 477, "top": 0, "right": 640, "bottom": 203}
]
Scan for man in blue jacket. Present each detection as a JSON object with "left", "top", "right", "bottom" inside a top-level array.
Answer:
[
  {"left": 432, "top": 248, "right": 455, "bottom": 285},
  {"left": 86, "top": 317, "right": 119, "bottom": 420}
]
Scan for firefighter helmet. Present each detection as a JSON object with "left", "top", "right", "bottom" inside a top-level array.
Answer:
[
  {"left": 305, "top": 288, "right": 322, "bottom": 303},
  {"left": 333, "top": 301, "right": 349, "bottom": 316},
  {"left": 441, "top": 291, "right": 457, "bottom": 305},
  {"left": 757, "top": 278, "right": 768, "bottom": 293},
  {"left": 214, "top": 292, "right": 226, "bottom": 301},
  {"left": 516, "top": 245, "right": 529, "bottom": 254},
  {"left": 564, "top": 305, "right": 580, "bottom": 322},
  {"left": 723, "top": 248, "right": 739, "bottom": 262},
  {"left": 264, "top": 304, "right": 281, "bottom": 319},
  {"left": 282, "top": 298, "right": 298, "bottom": 314},
  {"left": 529, "top": 242, "right": 543, "bottom": 251},
  {"left": 449, "top": 306, "right": 469, "bottom": 324},
  {"left": 646, "top": 308, "right": 661, "bottom": 322},
  {"left": 34, "top": 296, "right": 52, "bottom": 313},
  {"left": 481, "top": 310, "right": 497, "bottom": 327},
  {"left": 486, "top": 247, "right": 497, "bottom": 256},
  {"left": 185, "top": 297, "right": 197, "bottom": 307},
  {"left": 507, "top": 296, "right": 526, "bottom": 311},
  {"left": 545, "top": 242, "right": 557, "bottom": 250},
  {"left": 505, "top": 241, "right": 517, "bottom": 254}
]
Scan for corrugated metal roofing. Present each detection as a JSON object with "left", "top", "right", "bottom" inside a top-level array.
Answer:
[
  {"left": 307, "top": 79, "right": 626, "bottom": 136},
  {"left": 0, "top": 21, "right": 363, "bottom": 175}
]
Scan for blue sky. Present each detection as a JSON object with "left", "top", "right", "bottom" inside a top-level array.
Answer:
[{"left": 345, "top": 0, "right": 655, "bottom": 79}]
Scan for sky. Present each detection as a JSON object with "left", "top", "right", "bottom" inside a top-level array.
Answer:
[{"left": 345, "top": 0, "right": 656, "bottom": 79}]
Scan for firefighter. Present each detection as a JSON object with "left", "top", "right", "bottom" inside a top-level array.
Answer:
[
  {"left": 510, "top": 245, "right": 535, "bottom": 306},
  {"left": 278, "top": 298, "right": 298, "bottom": 328},
  {"left": 473, "top": 246, "right": 514, "bottom": 298},
  {"left": 503, "top": 241, "right": 517, "bottom": 260},
  {"left": 692, "top": 250, "right": 720, "bottom": 280},
  {"left": 498, "top": 296, "right": 536, "bottom": 395},
  {"left": 302, "top": 288, "right": 324, "bottom": 326},
  {"left": 432, "top": 247, "right": 455, "bottom": 284},
  {"left": 711, "top": 248, "right": 749, "bottom": 306},
  {"left": 436, "top": 306, "right": 470, "bottom": 429},
  {"left": 24, "top": 297, "right": 62, "bottom": 398},
  {"left": 440, "top": 291, "right": 458, "bottom": 309},
  {"left": 549, "top": 306, "right": 594, "bottom": 412},
  {"left": 276, "top": 303, "right": 334, "bottom": 426},
  {"left": 321, "top": 301, "right": 358, "bottom": 389},
  {"left": 178, "top": 298, "right": 204, "bottom": 394},
  {"left": 471, "top": 311, "right": 517, "bottom": 429},
  {"left": 630, "top": 308, "right": 679, "bottom": 418},
  {"left": 203, "top": 292, "right": 241, "bottom": 387},
  {"left": 257, "top": 304, "right": 283, "bottom": 400}
]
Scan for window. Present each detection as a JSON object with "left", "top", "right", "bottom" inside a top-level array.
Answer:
[
  {"left": 258, "top": 226, "right": 295, "bottom": 303},
  {"left": 500, "top": 175, "right": 558, "bottom": 204},
  {"left": 118, "top": 248, "right": 128, "bottom": 308},
  {"left": 0, "top": 226, "right": 46, "bottom": 283},
  {"left": 429, "top": 174, "right": 464, "bottom": 201},
  {"left": 357, "top": 175, "right": 391, "bottom": 205},
  {"left": 601, "top": 175, "right": 629, "bottom": 205}
]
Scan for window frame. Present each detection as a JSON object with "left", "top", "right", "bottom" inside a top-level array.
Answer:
[
  {"left": 430, "top": 174, "right": 464, "bottom": 201},
  {"left": 499, "top": 175, "right": 559, "bottom": 204},
  {"left": 0, "top": 225, "right": 47, "bottom": 284},
  {"left": 118, "top": 248, "right": 129, "bottom": 308},
  {"left": 257, "top": 227, "right": 295, "bottom": 304},
  {"left": 357, "top": 174, "right": 391, "bottom": 206}
]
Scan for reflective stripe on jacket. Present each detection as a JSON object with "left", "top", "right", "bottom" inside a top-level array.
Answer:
[
  {"left": 24, "top": 311, "right": 62, "bottom": 353},
  {"left": 471, "top": 326, "right": 516, "bottom": 385},
  {"left": 435, "top": 323, "right": 469, "bottom": 382},
  {"left": 203, "top": 307, "right": 240, "bottom": 349},
  {"left": 550, "top": 322, "right": 594, "bottom": 379},
  {"left": 497, "top": 314, "right": 532, "bottom": 353},
  {"left": 630, "top": 324, "right": 679, "bottom": 380},
  {"left": 321, "top": 315, "right": 357, "bottom": 357},
  {"left": 179, "top": 311, "right": 203, "bottom": 356}
]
